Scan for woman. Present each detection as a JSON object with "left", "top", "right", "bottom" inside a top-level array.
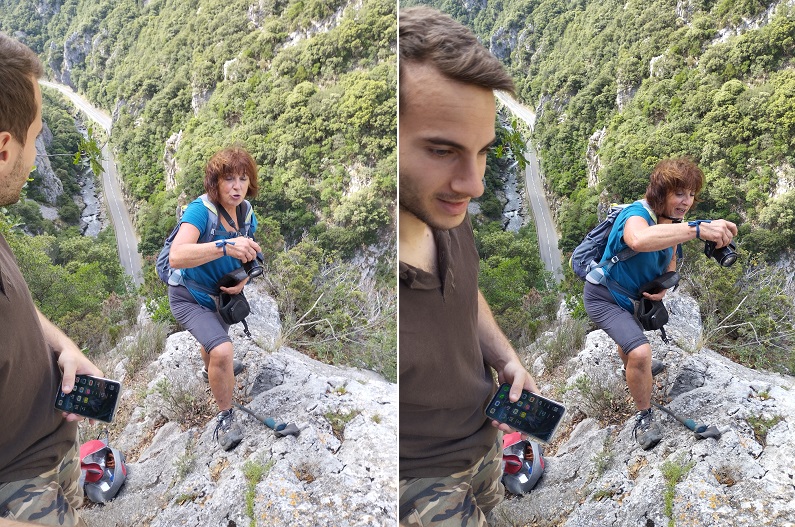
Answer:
[
  {"left": 168, "top": 146, "right": 262, "bottom": 451},
  {"left": 583, "top": 157, "right": 737, "bottom": 450}
]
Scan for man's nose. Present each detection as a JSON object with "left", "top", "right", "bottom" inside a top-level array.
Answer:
[{"left": 452, "top": 157, "right": 485, "bottom": 199}]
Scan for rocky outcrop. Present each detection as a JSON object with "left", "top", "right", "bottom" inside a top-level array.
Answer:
[
  {"left": 490, "top": 25, "right": 518, "bottom": 61},
  {"left": 190, "top": 84, "right": 213, "bottom": 115},
  {"left": 586, "top": 127, "right": 606, "bottom": 188},
  {"left": 163, "top": 130, "right": 182, "bottom": 192},
  {"left": 81, "top": 283, "right": 397, "bottom": 526},
  {"left": 283, "top": 0, "right": 357, "bottom": 48},
  {"left": 61, "top": 30, "right": 93, "bottom": 88},
  {"left": 615, "top": 82, "right": 637, "bottom": 111},
  {"left": 496, "top": 290, "right": 795, "bottom": 527},
  {"left": 713, "top": 0, "right": 794, "bottom": 43},
  {"left": 33, "top": 121, "right": 64, "bottom": 204}
]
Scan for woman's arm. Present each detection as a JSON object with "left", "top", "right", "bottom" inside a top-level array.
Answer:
[
  {"left": 623, "top": 216, "right": 737, "bottom": 253},
  {"left": 169, "top": 223, "right": 261, "bottom": 268}
]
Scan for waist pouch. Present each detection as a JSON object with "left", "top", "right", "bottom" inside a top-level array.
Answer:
[
  {"left": 633, "top": 271, "right": 679, "bottom": 331},
  {"left": 216, "top": 291, "right": 250, "bottom": 324},
  {"left": 634, "top": 297, "right": 669, "bottom": 330}
]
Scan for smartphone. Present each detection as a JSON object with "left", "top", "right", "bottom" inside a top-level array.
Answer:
[
  {"left": 54, "top": 374, "right": 122, "bottom": 423},
  {"left": 484, "top": 383, "right": 566, "bottom": 444}
]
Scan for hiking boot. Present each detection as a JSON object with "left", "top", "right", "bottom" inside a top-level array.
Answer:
[
  {"left": 202, "top": 359, "right": 246, "bottom": 382},
  {"left": 621, "top": 359, "right": 666, "bottom": 379},
  {"left": 633, "top": 408, "right": 662, "bottom": 450},
  {"left": 213, "top": 408, "right": 243, "bottom": 451}
]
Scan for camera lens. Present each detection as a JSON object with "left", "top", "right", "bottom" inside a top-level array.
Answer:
[
  {"left": 705, "top": 241, "right": 737, "bottom": 267},
  {"left": 243, "top": 260, "right": 263, "bottom": 278},
  {"left": 718, "top": 251, "right": 737, "bottom": 267}
]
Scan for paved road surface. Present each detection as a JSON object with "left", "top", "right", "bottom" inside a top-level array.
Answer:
[
  {"left": 40, "top": 81, "right": 143, "bottom": 286},
  {"left": 496, "top": 91, "right": 563, "bottom": 281}
]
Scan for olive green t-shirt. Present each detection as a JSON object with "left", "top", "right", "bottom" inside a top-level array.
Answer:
[
  {"left": 0, "top": 233, "right": 76, "bottom": 483},
  {"left": 399, "top": 217, "right": 497, "bottom": 478}
]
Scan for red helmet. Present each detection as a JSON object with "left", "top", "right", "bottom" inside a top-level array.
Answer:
[{"left": 502, "top": 432, "right": 545, "bottom": 494}]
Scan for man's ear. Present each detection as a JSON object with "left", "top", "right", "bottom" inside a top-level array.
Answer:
[{"left": 0, "top": 131, "right": 14, "bottom": 164}]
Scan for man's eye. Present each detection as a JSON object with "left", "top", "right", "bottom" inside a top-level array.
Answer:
[{"left": 431, "top": 149, "right": 451, "bottom": 157}]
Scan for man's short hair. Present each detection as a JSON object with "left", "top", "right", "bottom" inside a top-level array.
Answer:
[
  {"left": 0, "top": 33, "right": 44, "bottom": 147},
  {"left": 399, "top": 6, "right": 515, "bottom": 112}
]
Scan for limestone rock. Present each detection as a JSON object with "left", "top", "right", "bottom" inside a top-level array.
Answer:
[
  {"left": 495, "top": 290, "right": 795, "bottom": 527},
  {"left": 81, "top": 283, "right": 396, "bottom": 526},
  {"left": 33, "top": 122, "right": 64, "bottom": 204}
]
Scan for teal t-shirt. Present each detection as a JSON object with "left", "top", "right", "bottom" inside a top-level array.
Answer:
[
  {"left": 180, "top": 198, "right": 258, "bottom": 310},
  {"left": 601, "top": 202, "right": 672, "bottom": 312}
]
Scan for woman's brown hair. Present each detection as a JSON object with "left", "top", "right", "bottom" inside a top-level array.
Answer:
[
  {"left": 645, "top": 157, "right": 704, "bottom": 215},
  {"left": 203, "top": 146, "right": 259, "bottom": 203}
]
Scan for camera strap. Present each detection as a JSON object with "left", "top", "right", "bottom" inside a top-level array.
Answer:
[{"left": 216, "top": 202, "right": 246, "bottom": 236}]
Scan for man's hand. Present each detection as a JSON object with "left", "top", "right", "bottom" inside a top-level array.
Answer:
[
  {"left": 491, "top": 358, "right": 540, "bottom": 434},
  {"left": 36, "top": 308, "right": 103, "bottom": 422},
  {"left": 477, "top": 290, "right": 541, "bottom": 433},
  {"left": 57, "top": 345, "right": 103, "bottom": 423}
]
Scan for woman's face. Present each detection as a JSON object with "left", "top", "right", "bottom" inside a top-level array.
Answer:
[
  {"left": 218, "top": 172, "right": 249, "bottom": 210},
  {"left": 664, "top": 188, "right": 695, "bottom": 220}
]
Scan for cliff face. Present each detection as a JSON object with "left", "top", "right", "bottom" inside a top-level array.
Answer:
[
  {"left": 80, "top": 283, "right": 397, "bottom": 526},
  {"left": 495, "top": 291, "right": 795, "bottom": 527},
  {"left": 33, "top": 121, "right": 64, "bottom": 204}
]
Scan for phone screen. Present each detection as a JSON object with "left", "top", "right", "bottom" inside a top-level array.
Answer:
[
  {"left": 484, "top": 383, "right": 566, "bottom": 444},
  {"left": 55, "top": 374, "right": 121, "bottom": 423}
]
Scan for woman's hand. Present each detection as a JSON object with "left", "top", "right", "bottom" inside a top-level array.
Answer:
[
  {"left": 225, "top": 237, "right": 262, "bottom": 263},
  {"left": 642, "top": 290, "right": 667, "bottom": 301},
  {"left": 220, "top": 276, "right": 249, "bottom": 295},
  {"left": 695, "top": 219, "right": 738, "bottom": 248}
]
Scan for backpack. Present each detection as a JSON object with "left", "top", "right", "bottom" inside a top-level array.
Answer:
[
  {"left": 569, "top": 200, "right": 656, "bottom": 283},
  {"left": 156, "top": 193, "right": 253, "bottom": 296}
]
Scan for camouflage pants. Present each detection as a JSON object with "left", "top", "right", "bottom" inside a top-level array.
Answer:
[
  {"left": 399, "top": 437, "right": 504, "bottom": 527},
  {"left": 0, "top": 440, "right": 86, "bottom": 527}
]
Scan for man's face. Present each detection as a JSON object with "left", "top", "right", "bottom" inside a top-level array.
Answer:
[
  {"left": 0, "top": 78, "right": 42, "bottom": 206},
  {"left": 399, "top": 63, "right": 496, "bottom": 231}
]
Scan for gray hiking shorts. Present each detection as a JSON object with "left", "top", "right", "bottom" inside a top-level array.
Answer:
[
  {"left": 168, "top": 284, "right": 231, "bottom": 352},
  {"left": 583, "top": 281, "right": 648, "bottom": 354}
]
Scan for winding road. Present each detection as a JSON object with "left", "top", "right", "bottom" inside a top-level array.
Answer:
[
  {"left": 496, "top": 91, "right": 563, "bottom": 281},
  {"left": 40, "top": 81, "right": 143, "bottom": 286}
]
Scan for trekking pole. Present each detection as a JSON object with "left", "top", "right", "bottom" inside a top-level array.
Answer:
[
  {"left": 651, "top": 402, "right": 722, "bottom": 440},
  {"left": 232, "top": 402, "right": 300, "bottom": 437}
]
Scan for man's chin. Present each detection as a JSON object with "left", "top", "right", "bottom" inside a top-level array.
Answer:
[
  {"left": 423, "top": 211, "right": 468, "bottom": 231},
  {"left": 400, "top": 201, "right": 469, "bottom": 231}
]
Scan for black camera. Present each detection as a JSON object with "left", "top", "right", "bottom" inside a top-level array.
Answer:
[
  {"left": 704, "top": 240, "right": 737, "bottom": 267},
  {"left": 243, "top": 251, "right": 265, "bottom": 278}
]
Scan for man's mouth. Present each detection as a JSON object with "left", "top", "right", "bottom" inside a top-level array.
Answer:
[{"left": 438, "top": 198, "right": 469, "bottom": 215}]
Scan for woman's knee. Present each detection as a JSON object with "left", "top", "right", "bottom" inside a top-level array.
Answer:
[
  {"left": 626, "top": 343, "right": 652, "bottom": 365},
  {"left": 207, "top": 342, "right": 234, "bottom": 364}
]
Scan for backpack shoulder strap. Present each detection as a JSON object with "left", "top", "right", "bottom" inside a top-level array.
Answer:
[
  {"left": 637, "top": 199, "right": 657, "bottom": 225},
  {"left": 197, "top": 194, "right": 220, "bottom": 243}
]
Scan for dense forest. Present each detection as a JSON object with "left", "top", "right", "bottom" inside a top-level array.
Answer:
[
  {"left": 0, "top": 0, "right": 397, "bottom": 380},
  {"left": 407, "top": 0, "right": 795, "bottom": 374}
]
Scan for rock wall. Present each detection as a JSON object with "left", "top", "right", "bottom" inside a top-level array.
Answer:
[
  {"left": 495, "top": 290, "right": 795, "bottom": 527},
  {"left": 33, "top": 121, "right": 64, "bottom": 204},
  {"left": 81, "top": 284, "right": 397, "bottom": 526}
]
